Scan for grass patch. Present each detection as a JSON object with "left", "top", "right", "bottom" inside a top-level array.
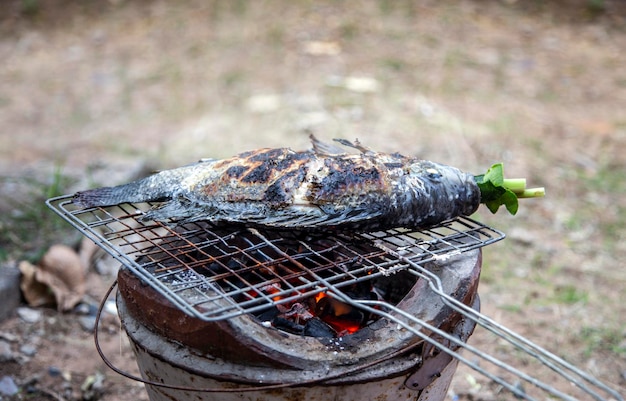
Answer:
[
  {"left": 584, "top": 162, "right": 625, "bottom": 194},
  {"left": 578, "top": 325, "right": 626, "bottom": 358},
  {"left": 20, "top": 0, "right": 39, "bottom": 16},
  {"left": 499, "top": 304, "right": 523, "bottom": 313},
  {"left": 381, "top": 58, "right": 406, "bottom": 72},
  {"left": 553, "top": 285, "right": 588, "bottom": 305},
  {"left": 570, "top": 162, "right": 626, "bottom": 250},
  {"left": 0, "top": 165, "right": 78, "bottom": 262},
  {"left": 339, "top": 21, "right": 360, "bottom": 40},
  {"left": 221, "top": 70, "right": 247, "bottom": 89},
  {"left": 266, "top": 24, "right": 285, "bottom": 46},
  {"left": 586, "top": 0, "right": 606, "bottom": 16},
  {"left": 486, "top": 114, "right": 516, "bottom": 136}
]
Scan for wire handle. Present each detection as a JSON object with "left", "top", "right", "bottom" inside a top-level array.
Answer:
[{"left": 344, "top": 244, "right": 625, "bottom": 401}]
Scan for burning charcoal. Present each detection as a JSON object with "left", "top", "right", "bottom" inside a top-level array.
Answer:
[
  {"left": 272, "top": 317, "right": 304, "bottom": 335},
  {"left": 281, "top": 302, "right": 314, "bottom": 321},
  {"left": 255, "top": 306, "right": 279, "bottom": 322},
  {"left": 343, "top": 282, "right": 379, "bottom": 303},
  {"left": 314, "top": 295, "right": 366, "bottom": 335},
  {"left": 303, "top": 317, "right": 335, "bottom": 338},
  {"left": 372, "top": 271, "right": 417, "bottom": 304}
]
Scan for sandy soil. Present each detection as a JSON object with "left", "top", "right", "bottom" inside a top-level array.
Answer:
[{"left": 0, "top": 1, "right": 625, "bottom": 400}]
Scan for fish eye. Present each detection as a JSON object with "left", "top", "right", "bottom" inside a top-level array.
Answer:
[
  {"left": 426, "top": 168, "right": 441, "bottom": 180},
  {"left": 408, "top": 165, "right": 442, "bottom": 180}
]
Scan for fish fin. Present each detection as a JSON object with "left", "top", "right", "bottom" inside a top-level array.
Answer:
[
  {"left": 198, "top": 158, "right": 216, "bottom": 162},
  {"left": 142, "top": 198, "right": 272, "bottom": 225},
  {"left": 234, "top": 205, "right": 384, "bottom": 229},
  {"left": 309, "top": 133, "right": 346, "bottom": 156},
  {"left": 141, "top": 198, "right": 216, "bottom": 224},
  {"left": 309, "top": 133, "right": 374, "bottom": 157},
  {"left": 333, "top": 138, "right": 372, "bottom": 154}
]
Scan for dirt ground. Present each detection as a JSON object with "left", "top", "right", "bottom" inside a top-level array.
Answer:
[{"left": 0, "top": 1, "right": 625, "bottom": 400}]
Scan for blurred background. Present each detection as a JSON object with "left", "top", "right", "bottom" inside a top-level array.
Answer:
[{"left": 0, "top": 1, "right": 624, "bottom": 400}]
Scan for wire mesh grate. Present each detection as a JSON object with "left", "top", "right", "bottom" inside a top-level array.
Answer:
[{"left": 47, "top": 194, "right": 504, "bottom": 321}]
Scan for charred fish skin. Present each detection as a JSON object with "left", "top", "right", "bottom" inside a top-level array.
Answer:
[
  {"left": 72, "top": 139, "right": 481, "bottom": 231},
  {"left": 392, "top": 160, "right": 480, "bottom": 229}
]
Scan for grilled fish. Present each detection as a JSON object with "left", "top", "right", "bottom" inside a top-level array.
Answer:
[{"left": 73, "top": 136, "right": 481, "bottom": 231}]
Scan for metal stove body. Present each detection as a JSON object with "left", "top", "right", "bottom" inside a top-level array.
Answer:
[{"left": 116, "top": 248, "right": 480, "bottom": 401}]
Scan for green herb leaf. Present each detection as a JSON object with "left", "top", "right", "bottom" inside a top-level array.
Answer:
[{"left": 475, "top": 163, "right": 520, "bottom": 215}]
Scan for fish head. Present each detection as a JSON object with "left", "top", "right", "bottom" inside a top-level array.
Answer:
[{"left": 407, "top": 160, "right": 481, "bottom": 217}]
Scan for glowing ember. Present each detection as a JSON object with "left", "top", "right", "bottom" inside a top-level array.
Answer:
[
  {"left": 313, "top": 293, "right": 363, "bottom": 334},
  {"left": 253, "top": 284, "right": 379, "bottom": 337}
]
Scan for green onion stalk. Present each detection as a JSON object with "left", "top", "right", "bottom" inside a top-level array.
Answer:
[{"left": 474, "top": 163, "right": 545, "bottom": 215}]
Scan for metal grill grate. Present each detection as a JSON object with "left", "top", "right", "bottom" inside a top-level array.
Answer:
[
  {"left": 46, "top": 194, "right": 504, "bottom": 321},
  {"left": 46, "top": 194, "right": 624, "bottom": 401}
]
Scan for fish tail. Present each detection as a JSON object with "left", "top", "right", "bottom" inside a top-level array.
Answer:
[
  {"left": 73, "top": 179, "right": 156, "bottom": 207},
  {"left": 72, "top": 162, "right": 210, "bottom": 208}
]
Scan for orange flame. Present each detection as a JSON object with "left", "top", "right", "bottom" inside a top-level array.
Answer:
[{"left": 314, "top": 292, "right": 362, "bottom": 335}]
